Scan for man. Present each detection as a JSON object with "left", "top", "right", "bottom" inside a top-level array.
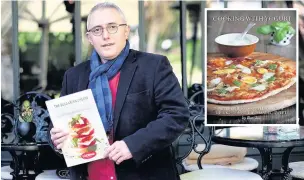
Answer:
[{"left": 48, "top": 2, "right": 189, "bottom": 180}]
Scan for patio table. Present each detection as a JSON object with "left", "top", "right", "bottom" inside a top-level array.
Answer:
[
  {"left": 1, "top": 142, "right": 49, "bottom": 180},
  {"left": 212, "top": 126, "right": 304, "bottom": 180}
]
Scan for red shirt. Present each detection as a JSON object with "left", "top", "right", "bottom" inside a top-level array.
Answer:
[{"left": 87, "top": 72, "right": 120, "bottom": 180}]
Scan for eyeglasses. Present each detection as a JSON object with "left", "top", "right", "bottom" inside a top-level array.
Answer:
[{"left": 88, "top": 23, "right": 127, "bottom": 36}]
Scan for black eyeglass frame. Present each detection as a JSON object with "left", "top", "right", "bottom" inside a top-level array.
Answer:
[{"left": 87, "top": 23, "right": 127, "bottom": 36}]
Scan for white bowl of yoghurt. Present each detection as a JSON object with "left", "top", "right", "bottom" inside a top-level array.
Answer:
[{"left": 215, "top": 33, "right": 259, "bottom": 57}]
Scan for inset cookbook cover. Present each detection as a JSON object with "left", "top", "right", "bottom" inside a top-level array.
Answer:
[{"left": 205, "top": 9, "right": 298, "bottom": 125}]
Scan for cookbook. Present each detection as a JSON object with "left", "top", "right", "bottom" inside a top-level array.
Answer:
[
  {"left": 205, "top": 9, "right": 297, "bottom": 125},
  {"left": 46, "top": 89, "right": 110, "bottom": 167}
]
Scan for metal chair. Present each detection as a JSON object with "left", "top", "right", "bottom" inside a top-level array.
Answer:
[
  {"left": 182, "top": 157, "right": 259, "bottom": 172},
  {"left": 289, "top": 161, "right": 304, "bottom": 180},
  {"left": 174, "top": 90, "right": 262, "bottom": 180},
  {"left": 175, "top": 122, "right": 262, "bottom": 180}
]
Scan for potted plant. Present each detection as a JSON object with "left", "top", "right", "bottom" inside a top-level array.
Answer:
[
  {"left": 256, "top": 21, "right": 295, "bottom": 46},
  {"left": 16, "top": 100, "right": 36, "bottom": 142}
]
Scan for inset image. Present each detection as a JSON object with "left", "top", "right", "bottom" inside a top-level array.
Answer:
[{"left": 205, "top": 9, "right": 298, "bottom": 125}]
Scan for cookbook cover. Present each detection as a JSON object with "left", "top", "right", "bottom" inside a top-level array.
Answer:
[
  {"left": 205, "top": 9, "right": 298, "bottom": 125},
  {"left": 46, "top": 89, "right": 110, "bottom": 167}
]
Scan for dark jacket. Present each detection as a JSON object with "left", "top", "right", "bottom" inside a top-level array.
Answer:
[{"left": 48, "top": 49, "right": 189, "bottom": 180}]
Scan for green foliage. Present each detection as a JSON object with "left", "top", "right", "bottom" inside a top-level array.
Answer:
[
  {"left": 18, "top": 32, "right": 42, "bottom": 52},
  {"left": 18, "top": 32, "right": 74, "bottom": 53},
  {"left": 17, "top": 31, "right": 80, "bottom": 75},
  {"left": 256, "top": 21, "right": 295, "bottom": 43},
  {"left": 164, "top": 39, "right": 203, "bottom": 86},
  {"left": 271, "top": 21, "right": 290, "bottom": 28},
  {"left": 257, "top": 25, "right": 274, "bottom": 35},
  {"left": 274, "top": 26, "right": 289, "bottom": 42}
]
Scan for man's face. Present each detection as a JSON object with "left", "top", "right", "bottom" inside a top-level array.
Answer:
[{"left": 86, "top": 8, "right": 130, "bottom": 60}]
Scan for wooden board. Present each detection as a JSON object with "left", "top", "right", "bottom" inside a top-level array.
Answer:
[
  {"left": 207, "top": 52, "right": 297, "bottom": 116},
  {"left": 207, "top": 105, "right": 296, "bottom": 124}
]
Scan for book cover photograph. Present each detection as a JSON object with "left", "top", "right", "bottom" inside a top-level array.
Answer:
[
  {"left": 46, "top": 89, "right": 110, "bottom": 167},
  {"left": 205, "top": 9, "right": 298, "bottom": 125}
]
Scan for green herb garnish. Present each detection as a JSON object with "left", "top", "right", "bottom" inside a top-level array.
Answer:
[
  {"left": 267, "top": 76, "right": 276, "bottom": 82},
  {"left": 72, "top": 138, "right": 78, "bottom": 147},
  {"left": 217, "top": 88, "right": 228, "bottom": 94},
  {"left": 233, "top": 80, "right": 242, "bottom": 87},
  {"left": 70, "top": 114, "right": 81, "bottom": 127},
  {"left": 251, "top": 83, "right": 259, "bottom": 87},
  {"left": 70, "top": 118, "right": 78, "bottom": 127},
  {"left": 87, "top": 145, "right": 97, "bottom": 152},
  {"left": 229, "top": 64, "right": 236, "bottom": 69},
  {"left": 255, "top": 60, "right": 263, "bottom": 66},
  {"left": 269, "top": 64, "right": 277, "bottom": 70}
]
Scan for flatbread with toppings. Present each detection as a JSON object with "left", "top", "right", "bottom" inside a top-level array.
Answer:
[{"left": 207, "top": 57, "right": 296, "bottom": 104}]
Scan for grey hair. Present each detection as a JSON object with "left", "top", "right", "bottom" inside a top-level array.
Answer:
[{"left": 87, "top": 2, "right": 127, "bottom": 30}]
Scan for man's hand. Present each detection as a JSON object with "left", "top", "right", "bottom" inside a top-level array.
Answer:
[
  {"left": 50, "top": 128, "right": 69, "bottom": 150},
  {"left": 104, "top": 140, "right": 133, "bottom": 165}
]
